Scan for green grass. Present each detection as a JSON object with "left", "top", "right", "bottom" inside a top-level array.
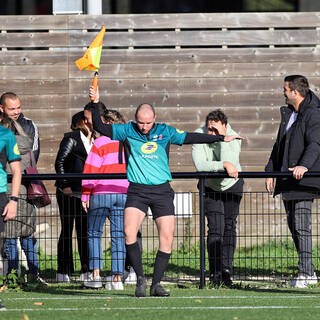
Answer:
[
  {"left": 2, "top": 284, "right": 320, "bottom": 320},
  {"left": 4, "top": 240, "right": 320, "bottom": 319}
]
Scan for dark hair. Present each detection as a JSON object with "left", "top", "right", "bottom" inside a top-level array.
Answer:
[
  {"left": 205, "top": 109, "right": 228, "bottom": 127},
  {"left": 103, "top": 109, "right": 126, "bottom": 124},
  {"left": 135, "top": 103, "right": 155, "bottom": 121},
  {"left": 70, "top": 111, "right": 90, "bottom": 137},
  {"left": 0, "top": 92, "right": 18, "bottom": 107},
  {"left": 1, "top": 115, "right": 18, "bottom": 134},
  {"left": 284, "top": 75, "right": 309, "bottom": 97},
  {"left": 84, "top": 101, "right": 107, "bottom": 116}
]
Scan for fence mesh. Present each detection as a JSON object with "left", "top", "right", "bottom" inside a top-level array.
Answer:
[{"left": 1, "top": 190, "right": 319, "bottom": 285}]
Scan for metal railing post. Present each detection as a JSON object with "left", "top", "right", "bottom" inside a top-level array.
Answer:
[{"left": 199, "top": 177, "right": 206, "bottom": 289}]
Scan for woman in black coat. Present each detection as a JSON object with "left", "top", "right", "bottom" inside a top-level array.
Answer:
[{"left": 55, "top": 111, "right": 94, "bottom": 282}]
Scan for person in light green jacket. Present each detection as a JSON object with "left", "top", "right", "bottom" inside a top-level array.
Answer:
[{"left": 192, "top": 109, "right": 243, "bottom": 288}]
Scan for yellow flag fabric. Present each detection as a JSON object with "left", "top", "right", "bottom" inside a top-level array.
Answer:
[{"left": 75, "top": 26, "right": 106, "bottom": 71}]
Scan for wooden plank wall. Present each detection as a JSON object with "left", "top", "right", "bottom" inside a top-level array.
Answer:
[{"left": 1, "top": 12, "right": 320, "bottom": 193}]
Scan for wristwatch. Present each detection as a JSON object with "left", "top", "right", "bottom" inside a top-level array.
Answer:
[{"left": 10, "top": 196, "right": 19, "bottom": 202}]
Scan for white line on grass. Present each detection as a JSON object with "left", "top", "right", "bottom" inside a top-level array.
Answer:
[
  {"left": 6, "top": 295, "right": 318, "bottom": 301},
  {"left": 2, "top": 306, "right": 317, "bottom": 312}
]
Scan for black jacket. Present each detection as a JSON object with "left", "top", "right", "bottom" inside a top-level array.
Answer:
[
  {"left": 55, "top": 130, "right": 89, "bottom": 192},
  {"left": 265, "top": 90, "right": 320, "bottom": 195},
  {"left": 17, "top": 113, "right": 40, "bottom": 163}
]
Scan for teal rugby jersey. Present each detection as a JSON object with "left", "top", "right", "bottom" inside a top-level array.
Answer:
[
  {"left": 0, "top": 125, "right": 21, "bottom": 193},
  {"left": 112, "top": 122, "right": 187, "bottom": 185}
]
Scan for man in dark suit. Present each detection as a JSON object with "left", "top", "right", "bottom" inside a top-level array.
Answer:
[{"left": 265, "top": 75, "right": 320, "bottom": 288}]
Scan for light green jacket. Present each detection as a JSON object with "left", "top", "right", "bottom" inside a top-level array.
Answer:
[{"left": 192, "top": 124, "right": 242, "bottom": 191}]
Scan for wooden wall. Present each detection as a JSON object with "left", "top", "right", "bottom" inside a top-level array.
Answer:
[{"left": 1, "top": 13, "right": 320, "bottom": 193}]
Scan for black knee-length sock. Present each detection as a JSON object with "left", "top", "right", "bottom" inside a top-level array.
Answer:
[
  {"left": 125, "top": 242, "right": 144, "bottom": 278},
  {"left": 152, "top": 250, "right": 171, "bottom": 287}
]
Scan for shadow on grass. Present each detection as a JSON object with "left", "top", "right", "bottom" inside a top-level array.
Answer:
[{"left": 24, "top": 282, "right": 136, "bottom": 297}]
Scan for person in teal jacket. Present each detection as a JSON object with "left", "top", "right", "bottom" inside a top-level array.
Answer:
[{"left": 192, "top": 109, "right": 243, "bottom": 287}]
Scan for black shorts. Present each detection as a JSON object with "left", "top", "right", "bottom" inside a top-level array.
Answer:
[
  {"left": 125, "top": 182, "right": 175, "bottom": 220},
  {"left": 0, "top": 193, "right": 8, "bottom": 233}
]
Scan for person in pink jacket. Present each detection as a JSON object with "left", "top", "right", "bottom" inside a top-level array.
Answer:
[{"left": 82, "top": 110, "right": 128, "bottom": 290}]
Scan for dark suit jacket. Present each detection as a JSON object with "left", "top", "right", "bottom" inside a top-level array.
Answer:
[
  {"left": 55, "top": 130, "right": 88, "bottom": 193},
  {"left": 265, "top": 90, "right": 320, "bottom": 195}
]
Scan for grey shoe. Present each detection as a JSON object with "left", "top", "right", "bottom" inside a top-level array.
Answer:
[
  {"left": 135, "top": 276, "right": 147, "bottom": 297},
  {"left": 150, "top": 283, "right": 170, "bottom": 297},
  {"left": 84, "top": 275, "right": 102, "bottom": 289}
]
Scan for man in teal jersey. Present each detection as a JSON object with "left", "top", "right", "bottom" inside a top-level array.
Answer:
[
  {"left": 0, "top": 121, "right": 21, "bottom": 310},
  {"left": 89, "top": 86, "right": 243, "bottom": 297}
]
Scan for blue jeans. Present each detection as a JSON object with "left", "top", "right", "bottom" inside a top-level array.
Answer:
[
  {"left": 4, "top": 236, "right": 39, "bottom": 275},
  {"left": 88, "top": 194, "right": 126, "bottom": 274}
]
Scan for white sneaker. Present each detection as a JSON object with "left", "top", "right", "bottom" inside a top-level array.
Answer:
[
  {"left": 105, "top": 280, "right": 124, "bottom": 291},
  {"left": 80, "top": 272, "right": 92, "bottom": 281},
  {"left": 84, "top": 275, "right": 102, "bottom": 288},
  {"left": 103, "top": 275, "right": 113, "bottom": 282},
  {"left": 56, "top": 273, "right": 70, "bottom": 283},
  {"left": 289, "top": 273, "right": 318, "bottom": 288},
  {"left": 124, "top": 268, "right": 137, "bottom": 284}
]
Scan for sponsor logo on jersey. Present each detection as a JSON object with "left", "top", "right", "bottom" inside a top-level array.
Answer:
[
  {"left": 176, "top": 128, "right": 185, "bottom": 134},
  {"left": 152, "top": 134, "right": 163, "bottom": 141},
  {"left": 141, "top": 142, "right": 158, "bottom": 154},
  {"left": 13, "top": 143, "right": 20, "bottom": 155}
]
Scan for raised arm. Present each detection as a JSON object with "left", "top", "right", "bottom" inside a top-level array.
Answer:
[
  {"left": 90, "top": 102, "right": 113, "bottom": 138},
  {"left": 88, "top": 86, "right": 113, "bottom": 138}
]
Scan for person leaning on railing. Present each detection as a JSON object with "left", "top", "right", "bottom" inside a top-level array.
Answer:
[
  {"left": 88, "top": 85, "right": 244, "bottom": 297},
  {"left": 265, "top": 75, "right": 320, "bottom": 288},
  {"left": 192, "top": 109, "right": 243, "bottom": 288}
]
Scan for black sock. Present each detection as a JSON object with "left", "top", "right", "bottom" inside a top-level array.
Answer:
[
  {"left": 125, "top": 242, "right": 144, "bottom": 278},
  {"left": 152, "top": 250, "right": 171, "bottom": 287}
]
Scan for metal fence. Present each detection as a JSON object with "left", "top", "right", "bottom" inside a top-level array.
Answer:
[{"left": 2, "top": 171, "right": 320, "bottom": 288}]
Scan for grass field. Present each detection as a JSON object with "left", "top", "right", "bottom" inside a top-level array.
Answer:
[{"left": 2, "top": 283, "right": 320, "bottom": 320}]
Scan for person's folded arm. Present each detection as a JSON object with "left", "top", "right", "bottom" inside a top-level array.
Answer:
[{"left": 192, "top": 142, "right": 224, "bottom": 172}]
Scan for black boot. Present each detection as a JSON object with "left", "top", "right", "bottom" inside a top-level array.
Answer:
[
  {"left": 150, "top": 283, "right": 170, "bottom": 297},
  {"left": 209, "top": 272, "right": 222, "bottom": 287},
  {"left": 222, "top": 269, "right": 233, "bottom": 288},
  {"left": 135, "top": 276, "right": 147, "bottom": 297}
]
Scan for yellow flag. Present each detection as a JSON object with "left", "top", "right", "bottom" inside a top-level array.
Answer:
[{"left": 75, "top": 26, "right": 106, "bottom": 71}]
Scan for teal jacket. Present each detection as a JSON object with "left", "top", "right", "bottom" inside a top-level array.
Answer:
[{"left": 192, "top": 124, "right": 242, "bottom": 191}]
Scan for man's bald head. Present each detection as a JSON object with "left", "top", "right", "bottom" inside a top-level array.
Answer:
[
  {"left": 135, "top": 103, "right": 156, "bottom": 135},
  {"left": 135, "top": 103, "right": 155, "bottom": 121}
]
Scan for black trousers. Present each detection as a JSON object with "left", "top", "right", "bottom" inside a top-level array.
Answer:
[
  {"left": 283, "top": 199, "right": 314, "bottom": 276},
  {"left": 205, "top": 179, "right": 243, "bottom": 277},
  {"left": 56, "top": 190, "right": 89, "bottom": 274}
]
